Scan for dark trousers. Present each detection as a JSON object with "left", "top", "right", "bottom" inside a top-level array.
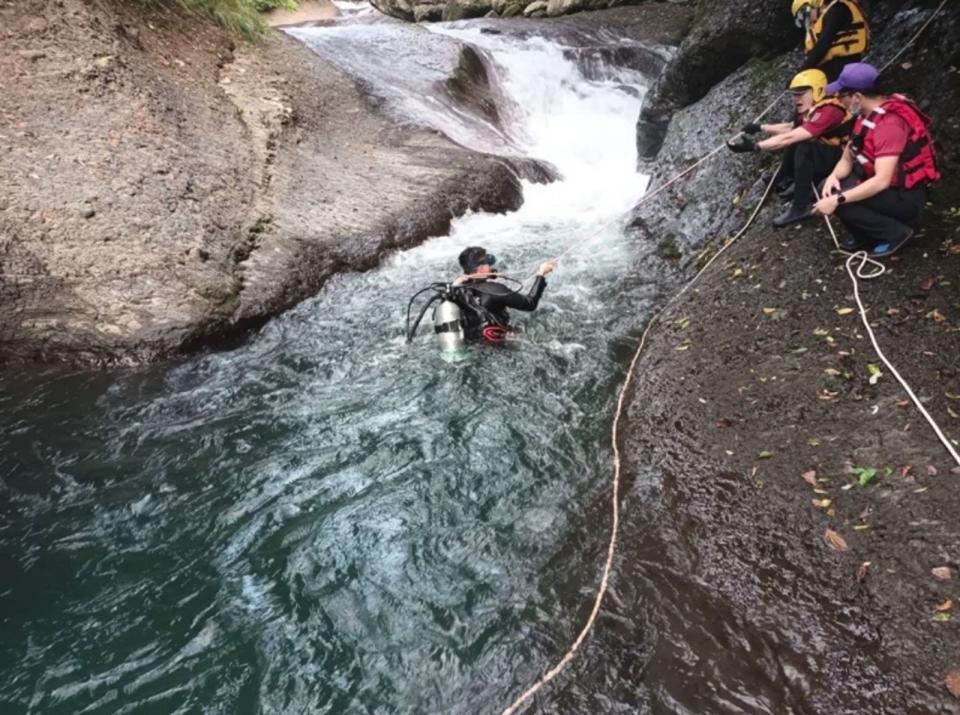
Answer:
[
  {"left": 790, "top": 142, "right": 843, "bottom": 211},
  {"left": 835, "top": 176, "right": 927, "bottom": 247},
  {"left": 817, "top": 55, "right": 864, "bottom": 83}
]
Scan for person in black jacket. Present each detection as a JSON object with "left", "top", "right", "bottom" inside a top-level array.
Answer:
[
  {"left": 454, "top": 246, "right": 555, "bottom": 342},
  {"left": 793, "top": 0, "right": 869, "bottom": 82}
]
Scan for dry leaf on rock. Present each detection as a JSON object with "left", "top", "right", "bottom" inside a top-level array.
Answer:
[
  {"left": 936, "top": 600, "right": 954, "bottom": 612},
  {"left": 946, "top": 671, "right": 960, "bottom": 699},
  {"left": 824, "top": 528, "right": 849, "bottom": 552}
]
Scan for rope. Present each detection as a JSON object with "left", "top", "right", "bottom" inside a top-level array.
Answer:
[
  {"left": 813, "top": 186, "right": 960, "bottom": 467},
  {"left": 877, "top": 0, "right": 948, "bottom": 74},
  {"left": 500, "top": 169, "right": 780, "bottom": 715},
  {"left": 500, "top": 5, "right": 953, "bottom": 710}
]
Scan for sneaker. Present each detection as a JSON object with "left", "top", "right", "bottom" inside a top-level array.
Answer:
[
  {"left": 869, "top": 229, "right": 914, "bottom": 258},
  {"left": 838, "top": 235, "right": 867, "bottom": 252},
  {"left": 772, "top": 205, "right": 814, "bottom": 228}
]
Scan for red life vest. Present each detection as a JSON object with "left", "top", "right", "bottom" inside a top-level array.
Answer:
[{"left": 849, "top": 94, "right": 940, "bottom": 189}]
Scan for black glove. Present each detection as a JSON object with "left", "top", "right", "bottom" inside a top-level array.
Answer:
[
  {"left": 741, "top": 122, "right": 762, "bottom": 135},
  {"left": 726, "top": 134, "right": 758, "bottom": 154}
]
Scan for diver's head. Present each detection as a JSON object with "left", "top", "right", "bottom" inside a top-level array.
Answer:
[{"left": 458, "top": 246, "right": 497, "bottom": 276}]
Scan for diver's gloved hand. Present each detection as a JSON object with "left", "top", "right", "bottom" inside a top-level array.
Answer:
[
  {"left": 726, "top": 134, "right": 758, "bottom": 154},
  {"left": 741, "top": 122, "right": 762, "bottom": 135}
]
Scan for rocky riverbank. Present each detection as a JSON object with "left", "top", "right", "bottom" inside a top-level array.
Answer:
[
  {"left": 0, "top": 0, "right": 528, "bottom": 364},
  {"left": 615, "top": 0, "right": 960, "bottom": 710}
]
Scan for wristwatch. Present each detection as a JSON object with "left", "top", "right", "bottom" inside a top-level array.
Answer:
[{"left": 836, "top": 193, "right": 847, "bottom": 205}]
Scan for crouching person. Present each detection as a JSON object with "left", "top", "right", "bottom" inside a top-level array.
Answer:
[
  {"left": 728, "top": 69, "right": 851, "bottom": 228},
  {"left": 814, "top": 63, "right": 940, "bottom": 257}
]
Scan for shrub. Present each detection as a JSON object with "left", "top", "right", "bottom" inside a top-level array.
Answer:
[{"left": 175, "top": 0, "right": 299, "bottom": 38}]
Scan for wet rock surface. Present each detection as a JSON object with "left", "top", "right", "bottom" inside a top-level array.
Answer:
[
  {"left": 0, "top": 0, "right": 524, "bottom": 365},
  {"left": 617, "top": 1, "right": 960, "bottom": 710}
]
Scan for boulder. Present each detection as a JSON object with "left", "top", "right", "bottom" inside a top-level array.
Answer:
[{"left": 523, "top": 1, "right": 548, "bottom": 17}]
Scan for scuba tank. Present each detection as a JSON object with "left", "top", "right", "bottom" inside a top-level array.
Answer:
[{"left": 433, "top": 299, "right": 465, "bottom": 353}]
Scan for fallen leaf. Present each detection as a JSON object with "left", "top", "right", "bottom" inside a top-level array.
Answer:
[
  {"left": 927, "top": 309, "right": 947, "bottom": 323},
  {"left": 676, "top": 317, "right": 692, "bottom": 329},
  {"left": 762, "top": 307, "right": 777, "bottom": 316},
  {"left": 802, "top": 470, "right": 818, "bottom": 486},
  {"left": 824, "top": 368, "right": 842, "bottom": 376},
  {"left": 933, "top": 567, "right": 953, "bottom": 581},
  {"left": 933, "top": 612, "right": 952, "bottom": 623},
  {"left": 853, "top": 524, "right": 870, "bottom": 531},
  {"left": 936, "top": 600, "right": 954, "bottom": 612},
  {"left": 901, "top": 61, "right": 913, "bottom": 69},
  {"left": 732, "top": 267, "right": 743, "bottom": 278},
  {"left": 818, "top": 389, "right": 839, "bottom": 401},
  {"left": 856, "top": 467, "right": 878, "bottom": 486},
  {"left": 900, "top": 465, "right": 913, "bottom": 478},
  {"left": 856, "top": 561, "right": 870, "bottom": 583},
  {"left": 824, "top": 528, "right": 849, "bottom": 552},
  {"left": 887, "top": 307, "right": 901, "bottom": 315},
  {"left": 914, "top": 486, "right": 929, "bottom": 493},
  {"left": 813, "top": 328, "right": 830, "bottom": 337},
  {"left": 928, "top": 465, "right": 939, "bottom": 476},
  {"left": 894, "top": 398, "right": 911, "bottom": 408},
  {"left": 836, "top": 307, "right": 855, "bottom": 316},
  {"left": 757, "top": 450, "right": 774, "bottom": 459},
  {"left": 947, "top": 393, "right": 960, "bottom": 401},
  {"left": 715, "top": 418, "right": 732, "bottom": 429},
  {"left": 813, "top": 498, "right": 832, "bottom": 508},
  {"left": 946, "top": 671, "right": 960, "bottom": 698},
  {"left": 919, "top": 277, "right": 937, "bottom": 291}
]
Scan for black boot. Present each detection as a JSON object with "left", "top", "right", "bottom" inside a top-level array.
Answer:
[
  {"left": 772, "top": 204, "right": 814, "bottom": 228},
  {"left": 776, "top": 182, "right": 795, "bottom": 200}
]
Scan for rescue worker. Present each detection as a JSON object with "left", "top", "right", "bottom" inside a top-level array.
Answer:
[
  {"left": 792, "top": 0, "right": 869, "bottom": 82},
  {"left": 814, "top": 63, "right": 941, "bottom": 257},
  {"left": 453, "top": 246, "right": 556, "bottom": 342},
  {"left": 727, "top": 69, "right": 852, "bottom": 227}
]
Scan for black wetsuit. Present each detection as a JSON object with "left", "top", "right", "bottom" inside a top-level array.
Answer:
[{"left": 460, "top": 276, "right": 547, "bottom": 340}]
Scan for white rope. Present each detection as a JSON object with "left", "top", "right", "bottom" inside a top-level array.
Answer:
[
  {"left": 500, "top": 169, "right": 780, "bottom": 715},
  {"left": 877, "top": 0, "right": 948, "bottom": 73},
  {"left": 814, "top": 186, "right": 960, "bottom": 467},
  {"left": 500, "top": 5, "right": 953, "bottom": 709}
]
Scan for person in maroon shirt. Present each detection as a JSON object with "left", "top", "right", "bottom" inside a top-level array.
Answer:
[
  {"left": 814, "top": 63, "right": 941, "bottom": 257},
  {"left": 728, "top": 69, "right": 852, "bottom": 227}
]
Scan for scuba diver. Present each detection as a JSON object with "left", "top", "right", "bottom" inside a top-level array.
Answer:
[
  {"left": 405, "top": 246, "right": 556, "bottom": 354},
  {"left": 452, "top": 247, "right": 556, "bottom": 342}
]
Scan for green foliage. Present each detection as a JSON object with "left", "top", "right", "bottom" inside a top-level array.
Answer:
[
  {"left": 253, "top": 0, "right": 298, "bottom": 11},
  {"left": 172, "top": 0, "right": 298, "bottom": 38}
]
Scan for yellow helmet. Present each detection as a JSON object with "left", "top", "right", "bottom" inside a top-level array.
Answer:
[
  {"left": 791, "top": 0, "right": 823, "bottom": 12},
  {"left": 789, "top": 68, "right": 828, "bottom": 103}
]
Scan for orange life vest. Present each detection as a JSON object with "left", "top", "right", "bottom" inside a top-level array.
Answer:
[{"left": 805, "top": 0, "right": 869, "bottom": 63}]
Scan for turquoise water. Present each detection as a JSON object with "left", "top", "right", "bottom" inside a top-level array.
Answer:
[{"left": 0, "top": 19, "right": 679, "bottom": 714}]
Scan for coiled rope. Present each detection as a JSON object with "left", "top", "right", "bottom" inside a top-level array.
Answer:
[
  {"left": 501, "top": 2, "right": 952, "bottom": 710},
  {"left": 813, "top": 184, "right": 960, "bottom": 467}
]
